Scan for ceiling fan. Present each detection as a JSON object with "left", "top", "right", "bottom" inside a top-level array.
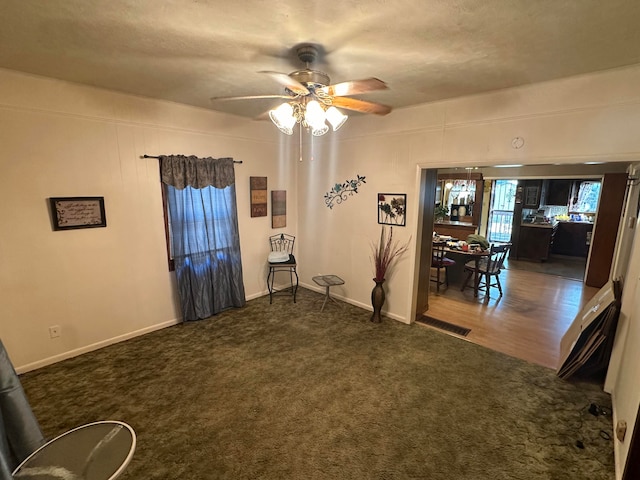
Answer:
[{"left": 210, "top": 44, "right": 391, "bottom": 136}]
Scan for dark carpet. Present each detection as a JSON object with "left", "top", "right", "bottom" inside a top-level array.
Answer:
[{"left": 20, "top": 288, "right": 614, "bottom": 479}]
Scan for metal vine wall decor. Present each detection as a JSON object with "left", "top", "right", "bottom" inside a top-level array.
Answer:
[{"left": 324, "top": 175, "right": 366, "bottom": 209}]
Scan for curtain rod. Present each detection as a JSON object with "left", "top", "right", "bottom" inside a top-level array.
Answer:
[{"left": 142, "top": 154, "right": 242, "bottom": 164}]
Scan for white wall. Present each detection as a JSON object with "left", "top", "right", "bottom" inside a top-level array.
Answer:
[
  {"left": 296, "top": 65, "right": 640, "bottom": 478},
  {"left": 296, "top": 131, "right": 428, "bottom": 321},
  {"left": 2, "top": 62, "right": 640, "bottom": 477},
  {"left": 297, "top": 65, "right": 640, "bottom": 319},
  {"left": 0, "top": 68, "right": 297, "bottom": 372},
  {"left": 609, "top": 221, "right": 640, "bottom": 477}
]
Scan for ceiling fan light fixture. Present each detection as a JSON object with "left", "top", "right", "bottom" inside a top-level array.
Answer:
[
  {"left": 269, "top": 102, "right": 296, "bottom": 135},
  {"left": 325, "top": 106, "right": 348, "bottom": 131},
  {"left": 304, "top": 100, "right": 326, "bottom": 129},
  {"left": 310, "top": 124, "right": 329, "bottom": 136},
  {"left": 213, "top": 43, "right": 391, "bottom": 140}
]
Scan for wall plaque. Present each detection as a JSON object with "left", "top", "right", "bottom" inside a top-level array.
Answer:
[
  {"left": 50, "top": 197, "right": 107, "bottom": 230},
  {"left": 271, "top": 190, "right": 286, "bottom": 228},
  {"left": 250, "top": 176, "right": 267, "bottom": 217}
]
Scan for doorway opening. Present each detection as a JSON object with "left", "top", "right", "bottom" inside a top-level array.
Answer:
[{"left": 413, "top": 163, "right": 632, "bottom": 369}]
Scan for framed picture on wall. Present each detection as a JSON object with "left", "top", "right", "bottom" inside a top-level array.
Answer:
[
  {"left": 49, "top": 196, "right": 107, "bottom": 230},
  {"left": 250, "top": 176, "right": 268, "bottom": 217},
  {"left": 271, "top": 190, "right": 286, "bottom": 228},
  {"left": 377, "top": 193, "right": 406, "bottom": 226}
]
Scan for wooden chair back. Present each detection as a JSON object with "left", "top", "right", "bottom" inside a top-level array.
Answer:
[{"left": 486, "top": 242, "right": 511, "bottom": 274}]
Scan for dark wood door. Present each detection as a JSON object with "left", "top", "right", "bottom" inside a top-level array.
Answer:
[
  {"left": 585, "top": 173, "right": 628, "bottom": 287},
  {"left": 415, "top": 169, "right": 438, "bottom": 318}
]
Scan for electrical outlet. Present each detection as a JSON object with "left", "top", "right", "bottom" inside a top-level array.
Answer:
[{"left": 49, "top": 325, "right": 61, "bottom": 338}]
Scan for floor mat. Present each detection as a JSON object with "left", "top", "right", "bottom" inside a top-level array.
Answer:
[{"left": 417, "top": 316, "right": 471, "bottom": 337}]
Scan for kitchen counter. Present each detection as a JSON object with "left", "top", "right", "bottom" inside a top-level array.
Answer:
[
  {"left": 552, "top": 221, "right": 593, "bottom": 257},
  {"left": 557, "top": 220, "right": 594, "bottom": 225},
  {"left": 521, "top": 223, "right": 554, "bottom": 228},
  {"left": 517, "top": 223, "right": 556, "bottom": 262},
  {"left": 435, "top": 220, "right": 474, "bottom": 227},
  {"left": 434, "top": 219, "right": 477, "bottom": 240}
]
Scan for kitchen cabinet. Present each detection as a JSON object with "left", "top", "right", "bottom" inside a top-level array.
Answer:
[
  {"left": 523, "top": 180, "right": 542, "bottom": 208},
  {"left": 545, "top": 179, "right": 571, "bottom": 206},
  {"left": 516, "top": 224, "right": 555, "bottom": 262},
  {"left": 552, "top": 222, "right": 593, "bottom": 257}
]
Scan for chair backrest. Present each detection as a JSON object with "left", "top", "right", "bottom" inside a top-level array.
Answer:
[
  {"left": 269, "top": 234, "right": 295, "bottom": 255},
  {"left": 432, "top": 243, "right": 447, "bottom": 262},
  {"left": 487, "top": 243, "right": 511, "bottom": 273}
]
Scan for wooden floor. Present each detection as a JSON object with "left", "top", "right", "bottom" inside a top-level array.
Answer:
[
  {"left": 504, "top": 254, "right": 586, "bottom": 281},
  {"left": 423, "top": 267, "right": 600, "bottom": 369}
]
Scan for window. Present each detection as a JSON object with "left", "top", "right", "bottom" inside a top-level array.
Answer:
[
  {"left": 162, "top": 184, "right": 235, "bottom": 270},
  {"left": 570, "top": 181, "right": 601, "bottom": 213},
  {"left": 158, "top": 155, "right": 245, "bottom": 320}
]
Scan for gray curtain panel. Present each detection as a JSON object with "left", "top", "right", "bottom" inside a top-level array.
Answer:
[
  {"left": 0, "top": 340, "right": 46, "bottom": 478},
  {"left": 160, "top": 155, "right": 246, "bottom": 321}
]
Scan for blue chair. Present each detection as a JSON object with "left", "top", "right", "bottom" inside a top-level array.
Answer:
[{"left": 0, "top": 340, "right": 46, "bottom": 478}]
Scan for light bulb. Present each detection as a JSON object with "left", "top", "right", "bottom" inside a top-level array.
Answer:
[
  {"left": 325, "top": 106, "right": 348, "bottom": 131},
  {"left": 304, "top": 100, "right": 327, "bottom": 130},
  {"left": 269, "top": 103, "right": 296, "bottom": 135},
  {"left": 311, "top": 124, "right": 329, "bottom": 136}
]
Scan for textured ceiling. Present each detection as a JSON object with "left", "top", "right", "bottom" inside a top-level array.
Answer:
[{"left": 1, "top": 0, "right": 640, "bottom": 119}]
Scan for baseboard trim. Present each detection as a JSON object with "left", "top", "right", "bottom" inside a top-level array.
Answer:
[
  {"left": 16, "top": 318, "right": 182, "bottom": 374},
  {"left": 246, "top": 290, "right": 269, "bottom": 301},
  {"left": 17, "top": 286, "right": 409, "bottom": 373},
  {"left": 299, "top": 282, "right": 407, "bottom": 323}
]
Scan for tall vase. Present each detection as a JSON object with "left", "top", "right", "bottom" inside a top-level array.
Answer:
[{"left": 371, "top": 278, "right": 386, "bottom": 323}]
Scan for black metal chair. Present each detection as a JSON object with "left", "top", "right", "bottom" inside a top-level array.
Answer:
[
  {"left": 431, "top": 243, "right": 456, "bottom": 292},
  {"left": 461, "top": 242, "right": 512, "bottom": 299},
  {"left": 267, "top": 234, "right": 298, "bottom": 304}
]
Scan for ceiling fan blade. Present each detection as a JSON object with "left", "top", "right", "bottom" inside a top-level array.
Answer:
[
  {"left": 321, "top": 78, "right": 388, "bottom": 97},
  {"left": 210, "top": 94, "right": 294, "bottom": 102},
  {"left": 259, "top": 71, "right": 310, "bottom": 95},
  {"left": 255, "top": 110, "right": 273, "bottom": 121},
  {"left": 330, "top": 97, "right": 392, "bottom": 116}
]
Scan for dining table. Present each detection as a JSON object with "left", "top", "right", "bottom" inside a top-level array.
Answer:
[{"left": 433, "top": 240, "right": 490, "bottom": 297}]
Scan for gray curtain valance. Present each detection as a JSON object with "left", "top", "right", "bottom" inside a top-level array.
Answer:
[{"left": 160, "top": 155, "right": 235, "bottom": 189}]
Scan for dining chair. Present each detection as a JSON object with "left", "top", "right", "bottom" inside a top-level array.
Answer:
[
  {"left": 267, "top": 233, "right": 298, "bottom": 304},
  {"left": 431, "top": 243, "right": 456, "bottom": 292},
  {"left": 461, "top": 242, "right": 512, "bottom": 299}
]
